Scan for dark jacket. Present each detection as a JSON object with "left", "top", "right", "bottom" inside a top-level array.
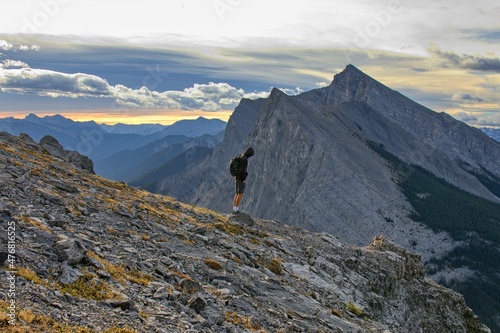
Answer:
[{"left": 236, "top": 147, "right": 254, "bottom": 181}]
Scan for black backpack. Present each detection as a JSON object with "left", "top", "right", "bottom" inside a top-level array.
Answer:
[{"left": 229, "top": 155, "right": 242, "bottom": 176}]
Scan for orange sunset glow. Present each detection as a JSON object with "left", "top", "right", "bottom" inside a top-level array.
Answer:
[{"left": 1, "top": 109, "right": 233, "bottom": 125}]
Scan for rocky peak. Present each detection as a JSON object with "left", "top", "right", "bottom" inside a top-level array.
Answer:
[
  {"left": 269, "top": 87, "right": 287, "bottom": 99},
  {"left": 324, "top": 64, "right": 391, "bottom": 107},
  {"left": 331, "top": 64, "right": 368, "bottom": 85},
  {"left": 0, "top": 132, "right": 490, "bottom": 332},
  {"left": 322, "top": 65, "right": 500, "bottom": 197},
  {"left": 264, "top": 88, "right": 290, "bottom": 113},
  {"left": 24, "top": 113, "right": 41, "bottom": 122},
  {"left": 223, "top": 97, "right": 266, "bottom": 150}
]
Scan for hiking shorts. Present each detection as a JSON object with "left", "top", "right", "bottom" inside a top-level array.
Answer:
[{"left": 235, "top": 179, "right": 245, "bottom": 194}]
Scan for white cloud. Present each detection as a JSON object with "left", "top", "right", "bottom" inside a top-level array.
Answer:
[
  {"left": 280, "top": 87, "right": 305, "bottom": 96},
  {"left": 0, "top": 68, "right": 111, "bottom": 97},
  {"left": 242, "top": 90, "right": 270, "bottom": 100},
  {"left": 0, "top": 40, "right": 40, "bottom": 52},
  {"left": 315, "top": 81, "right": 330, "bottom": 88},
  {"left": 1, "top": 60, "right": 30, "bottom": 69},
  {"left": 0, "top": 66, "right": 271, "bottom": 111},
  {"left": 0, "top": 40, "right": 14, "bottom": 51},
  {"left": 110, "top": 82, "right": 256, "bottom": 111}
]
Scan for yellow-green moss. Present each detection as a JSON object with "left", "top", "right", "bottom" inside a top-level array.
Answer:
[
  {"left": 59, "top": 272, "right": 122, "bottom": 301},
  {"left": 87, "top": 252, "right": 152, "bottom": 286},
  {"left": 346, "top": 301, "right": 363, "bottom": 316},
  {"left": 16, "top": 267, "right": 50, "bottom": 287}
]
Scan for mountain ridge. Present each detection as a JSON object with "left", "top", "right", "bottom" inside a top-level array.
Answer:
[
  {"left": 156, "top": 65, "right": 500, "bottom": 240},
  {"left": 322, "top": 66, "right": 500, "bottom": 192},
  {"left": 158, "top": 65, "right": 500, "bottom": 222}
]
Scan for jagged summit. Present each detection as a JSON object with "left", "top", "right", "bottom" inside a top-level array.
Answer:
[
  {"left": 0, "top": 132, "right": 490, "bottom": 332},
  {"left": 334, "top": 63, "right": 367, "bottom": 79},
  {"left": 264, "top": 87, "right": 289, "bottom": 110},
  {"left": 269, "top": 86, "right": 286, "bottom": 96},
  {"left": 325, "top": 64, "right": 398, "bottom": 107},
  {"left": 326, "top": 64, "right": 373, "bottom": 91}
]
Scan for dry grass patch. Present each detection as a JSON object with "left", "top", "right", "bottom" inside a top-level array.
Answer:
[
  {"left": 0, "top": 301, "right": 136, "bottom": 332},
  {"left": 204, "top": 259, "right": 223, "bottom": 270},
  {"left": 16, "top": 267, "right": 122, "bottom": 301},
  {"left": 264, "top": 258, "right": 284, "bottom": 276},
  {"left": 224, "top": 312, "right": 266, "bottom": 332},
  {"left": 331, "top": 308, "right": 343, "bottom": 318},
  {"left": 16, "top": 267, "right": 50, "bottom": 287},
  {"left": 215, "top": 222, "right": 245, "bottom": 235},
  {"left": 169, "top": 270, "right": 195, "bottom": 282},
  {"left": 86, "top": 252, "right": 152, "bottom": 286},
  {"left": 19, "top": 215, "right": 52, "bottom": 233},
  {"left": 59, "top": 272, "right": 123, "bottom": 301}
]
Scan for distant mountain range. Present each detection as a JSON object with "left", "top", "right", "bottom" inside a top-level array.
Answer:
[
  {"left": 0, "top": 114, "right": 227, "bottom": 180},
  {"left": 99, "top": 123, "right": 166, "bottom": 135},
  {"left": 96, "top": 131, "right": 224, "bottom": 182},
  {"left": 153, "top": 65, "right": 500, "bottom": 332}
]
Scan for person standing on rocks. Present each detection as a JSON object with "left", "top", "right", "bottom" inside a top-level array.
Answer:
[{"left": 230, "top": 147, "right": 254, "bottom": 214}]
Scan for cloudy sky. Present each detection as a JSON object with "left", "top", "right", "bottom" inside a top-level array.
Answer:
[{"left": 1, "top": 0, "right": 500, "bottom": 126}]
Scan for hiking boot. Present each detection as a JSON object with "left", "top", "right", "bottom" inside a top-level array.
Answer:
[{"left": 232, "top": 210, "right": 241, "bottom": 215}]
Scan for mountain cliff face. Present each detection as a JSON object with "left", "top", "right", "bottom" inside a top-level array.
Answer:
[
  {"left": 0, "top": 132, "right": 490, "bottom": 332},
  {"left": 157, "top": 65, "right": 500, "bottom": 247}
]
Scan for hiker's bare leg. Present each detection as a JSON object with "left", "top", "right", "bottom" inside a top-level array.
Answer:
[{"left": 234, "top": 193, "right": 244, "bottom": 207}]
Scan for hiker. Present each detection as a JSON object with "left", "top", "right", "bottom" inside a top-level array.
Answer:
[{"left": 230, "top": 147, "right": 254, "bottom": 214}]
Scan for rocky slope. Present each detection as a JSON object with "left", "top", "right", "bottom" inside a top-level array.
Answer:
[{"left": 0, "top": 132, "right": 490, "bottom": 332}]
